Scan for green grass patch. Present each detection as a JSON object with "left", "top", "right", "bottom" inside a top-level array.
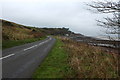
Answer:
[
  {"left": 32, "top": 39, "right": 74, "bottom": 78},
  {"left": 2, "top": 36, "right": 46, "bottom": 49}
]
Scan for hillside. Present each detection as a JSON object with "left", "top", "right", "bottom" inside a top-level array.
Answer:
[
  {"left": 2, "top": 20, "right": 45, "bottom": 40},
  {"left": 2, "top": 19, "right": 74, "bottom": 49},
  {"left": 2, "top": 19, "right": 73, "bottom": 41}
]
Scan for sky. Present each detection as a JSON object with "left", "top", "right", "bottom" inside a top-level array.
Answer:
[{"left": 1, "top": 0, "right": 116, "bottom": 37}]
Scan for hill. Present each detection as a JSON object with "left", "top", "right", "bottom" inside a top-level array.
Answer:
[
  {"left": 2, "top": 19, "right": 73, "bottom": 41},
  {"left": 2, "top": 19, "right": 45, "bottom": 40}
]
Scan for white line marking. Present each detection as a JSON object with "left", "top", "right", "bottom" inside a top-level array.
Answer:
[
  {"left": 0, "top": 38, "right": 52, "bottom": 60},
  {"left": 0, "top": 54, "right": 15, "bottom": 60},
  {"left": 34, "top": 45, "right": 38, "bottom": 47},
  {"left": 39, "top": 42, "right": 43, "bottom": 45},
  {"left": 24, "top": 45, "right": 35, "bottom": 51},
  {"left": 24, "top": 37, "right": 51, "bottom": 51}
]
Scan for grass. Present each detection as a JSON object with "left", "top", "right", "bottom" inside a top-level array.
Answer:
[
  {"left": 2, "top": 37, "right": 46, "bottom": 49},
  {"left": 60, "top": 37, "right": 119, "bottom": 78},
  {"left": 32, "top": 36, "right": 118, "bottom": 78},
  {"left": 3, "top": 26, "right": 45, "bottom": 40},
  {"left": 32, "top": 38, "right": 74, "bottom": 78}
]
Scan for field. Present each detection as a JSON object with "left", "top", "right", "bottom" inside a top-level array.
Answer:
[
  {"left": 32, "top": 36, "right": 119, "bottom": 78},
  {"left": 61, "top": 37, "right": 119, "bottom": 78}
]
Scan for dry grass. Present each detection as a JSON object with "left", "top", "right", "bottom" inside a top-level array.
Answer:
[
  {"left": 2, "top": 26, "right": 45, "bottom": 40},
  {"left": 58, "top": 37, "right": 119, "bottom": 78}
]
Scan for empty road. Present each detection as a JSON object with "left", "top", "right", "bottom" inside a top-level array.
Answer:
[{"left": 2, "top": 37, "right": 56, "bottom": 78}]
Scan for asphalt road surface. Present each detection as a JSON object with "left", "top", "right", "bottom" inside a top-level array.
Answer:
[{"left": 2, "top": 37, "right": 56, "bottom": 78}]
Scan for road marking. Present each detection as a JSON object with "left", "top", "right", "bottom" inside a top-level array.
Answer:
[
  {"left": 23, "top": 39, "right": 48, "bottom": 51},
  {"left": 24, "top": 37, "right": 51, "bottom": 51},
  {"left": 24, "top": 45, "right": 36, "bottom": 51},
  {"left": 39, "top": 42, "right": 44, "bottom": 45},
  {"left": 1, "top": 37, "right": 52, "bottom": 60},
  {"left": 38, "top": 39, "right": 50, "bottom": 46},
  {"left": 0, "top": 54, "right": 15, "bottom": 60}
]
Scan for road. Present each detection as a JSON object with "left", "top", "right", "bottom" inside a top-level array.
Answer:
[{"left": 2, "top": 37, "right": 56, "bottom": 78}]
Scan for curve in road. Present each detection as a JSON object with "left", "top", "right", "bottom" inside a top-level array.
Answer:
[{"left": 2, "top": 36, "right": 56, "bottom": 78}]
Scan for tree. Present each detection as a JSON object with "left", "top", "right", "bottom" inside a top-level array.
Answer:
[{"left": 88, "top": 0, "right": 120, "bottom": 40}]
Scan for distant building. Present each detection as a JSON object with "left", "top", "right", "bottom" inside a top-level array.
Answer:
[{"left": 65, "top": 34, "right": 69, "bottom": 37}]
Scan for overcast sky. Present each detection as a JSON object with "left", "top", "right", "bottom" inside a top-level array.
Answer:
[{"left": 1, "top": 0, "right": 115, "bottom": 37}]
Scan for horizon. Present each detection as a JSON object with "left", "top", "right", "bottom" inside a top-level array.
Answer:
[{"left": 1, "top": 0, "right": 117, "bottom": 39}]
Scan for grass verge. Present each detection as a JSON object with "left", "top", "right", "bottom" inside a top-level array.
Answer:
[
  {"left": 32, "top": 36, "right": 118, "bottom": 78},
  {"left": 60, "top": 37, "right": 118, "bottom": 78},
  {"left": 32, "top": 38, "right": 74, "bottom": 78},
  {"left": 2, "top": 36, "right": 46, "bottom": 49}
]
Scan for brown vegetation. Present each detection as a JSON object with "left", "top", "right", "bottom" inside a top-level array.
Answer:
[
  {"left": 59, "top": 37, "right": 119, "bottom": 78},
  {"left": 2, "top": 19, "right": 72, "bottom": 41},
  {"left": 2, "top": 20, "right": 45, "bottom": 40}
]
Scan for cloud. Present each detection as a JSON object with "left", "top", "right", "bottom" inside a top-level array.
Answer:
[{"left": 1, "top": 0, "right": 108, "bottom": 36}]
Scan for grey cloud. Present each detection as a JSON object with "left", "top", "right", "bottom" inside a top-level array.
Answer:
[{"left": 1, "top": 0, "right": 107, "bottom": 37}]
